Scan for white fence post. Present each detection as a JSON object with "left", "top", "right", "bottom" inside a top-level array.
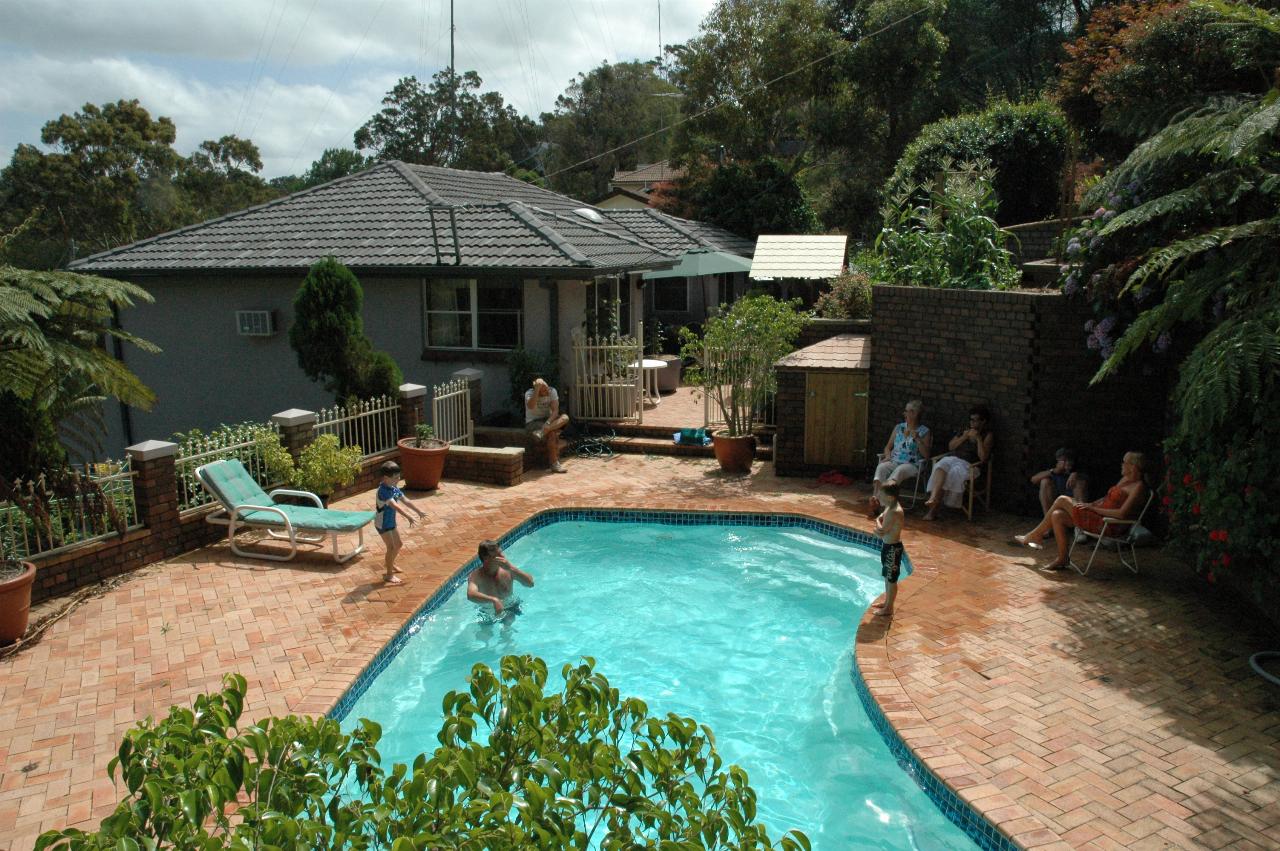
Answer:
[{"left": 432, "top": 379, "right": 474, "bottom": 446}]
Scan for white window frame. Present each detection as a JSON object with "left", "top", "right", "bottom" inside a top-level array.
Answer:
[
  {"left": 652, "top": 279, "right": 690, "bottom": 313},
  {"left": 423, "top": 278, "right": 523, "bottom": 350}
]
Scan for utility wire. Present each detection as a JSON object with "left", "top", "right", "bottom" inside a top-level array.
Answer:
[
  {"left": 247, "top": 0, "right": 323, "bottom": 143},
  {"left": 542, "top": 5, "right": 928, "bottom": 180}
]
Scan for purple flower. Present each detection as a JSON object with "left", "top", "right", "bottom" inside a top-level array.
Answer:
[
  {"left": 1098, "top": 315, "right": 1117, "bottom": 334},
  {"left": 1101, "top": 343, "right": 1115, "bottom": 359},
  {"left": 1090, "top": 237, "right": 1102, "bottom": 251},
  {"left": 1094, "top": 207, "right": 1107, "bottom": 219},
  {"left": 1154, "top": 331, "right": 1172, "bottom": 353},
  {"left": 1064, "top": 278, "right": 1081, "bottom": 296},
  {"left": 1087, "top": 333, "right": 1101, "bottom": 350},
  {"left": 1085, "top": 319, "right": 1095, "bottom": 332},
  {"left": 1108, "top": 194, "right": 1122, "bottom": 207},
  {"left": 1103, "top": 210, "right": 1116, "bottom": 221},
  {"left": 1066, "top": 240, "right": 1081, "bottom": 259}
]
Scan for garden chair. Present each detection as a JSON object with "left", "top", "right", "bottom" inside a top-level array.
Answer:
[
  {"left": 1068, "top": 491, "right": 1155, "bottom": 576},
  {"left": 916, "top": 454, "right": 992, "bottom": 520},
  {"left": 196, "top": 459, "right": 375, "bottom": 563}
]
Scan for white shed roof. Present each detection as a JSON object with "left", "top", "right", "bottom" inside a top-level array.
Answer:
[{"left": 749, "top": 234, "right": 848, "bottom": 280}]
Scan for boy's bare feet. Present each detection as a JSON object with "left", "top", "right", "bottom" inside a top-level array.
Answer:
[
  {"left": 383, "top": 575, "right": 404, "bottom": 585},
  {"left": 873, "top": 605, "right": 894, "bottom": 617}
]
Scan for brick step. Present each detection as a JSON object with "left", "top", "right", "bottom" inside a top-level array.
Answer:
[{"left": 585, "top": 434, "right": 773, "bottom": 460}]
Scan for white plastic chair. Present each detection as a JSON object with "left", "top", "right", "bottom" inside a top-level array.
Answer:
[{"left": 1068, "top": 492, "right": 1155, "bottom": 576}]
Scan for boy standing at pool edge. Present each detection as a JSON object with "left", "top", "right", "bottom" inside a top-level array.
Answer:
[
  {"left": 874, "top": 480, "right": 905, "bottom": 617},
  {"left": 375, "top": 461, "right": 425, "bottom": 586}
]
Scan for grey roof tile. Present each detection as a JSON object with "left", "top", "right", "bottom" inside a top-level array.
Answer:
[{"left": 70, "top": 161, "right": 681, "bottom": 274}]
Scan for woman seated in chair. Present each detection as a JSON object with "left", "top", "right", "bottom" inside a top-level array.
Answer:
[
  {"left": 923, "top": 405, "right": 994, "bottom": 521},
  {"left": 873, "top": 399, "right": 931, "bottom": 502},
  {"left": 1014, "top": 451, "right": 1147, "bottom": 570}
]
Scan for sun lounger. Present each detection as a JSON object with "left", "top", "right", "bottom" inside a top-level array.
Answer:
[{"left": 196, "top": 459, "right": 375, "bottom": 563}]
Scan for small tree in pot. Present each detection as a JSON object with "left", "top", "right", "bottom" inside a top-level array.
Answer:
[
  {"left": 397, "top": 423, "right": 449, "bottom": 490},
  {"left": 680, "top": 295, "right": 806, "bottom": 473}
]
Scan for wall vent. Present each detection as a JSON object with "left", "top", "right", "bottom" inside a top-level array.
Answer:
[{"left": 236, "top": 310, "right": 276, "bottom": 336}]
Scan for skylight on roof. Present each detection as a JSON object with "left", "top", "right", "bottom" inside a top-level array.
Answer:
[{"left": 574, "top": 208, "right": 605, "bottom": 224}]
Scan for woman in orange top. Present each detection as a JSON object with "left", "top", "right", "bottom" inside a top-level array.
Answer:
[{"left": 1014, "top": 451, "right": 1147, "bottom": 570}]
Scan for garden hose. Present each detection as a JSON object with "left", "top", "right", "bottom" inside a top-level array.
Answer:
[{"left": 1249, "top": 651, "right": 1280, "bottom": 687}]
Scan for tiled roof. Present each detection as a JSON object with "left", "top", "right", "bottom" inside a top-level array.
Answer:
[
  {"left": 602, "top": 209, "right": 755, "bottom": 257},
  {"left": 69, "top": 161, "right": 676, "bottom": 275},
  {"left": 611, "top": 161, "right": 684, "bottom": 184},
  {"left": 775, "top": 334, "right": 871, "bottom": 371},
  {"left": 750, "top": 234, "right": 848, "bottom": 280}
]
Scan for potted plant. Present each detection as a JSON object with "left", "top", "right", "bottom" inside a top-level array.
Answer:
[
  {"left": 680, "top": 295, "right": 806, "bottom": 473},
  {"left": 295, "top": 434, "right": 363, "bottom": 504},
  {"left": 397, "top": 424, "right": 449, "bottom": 490},
  {"left": 0, "top": 540, "right": 35, "bottom": 645}
]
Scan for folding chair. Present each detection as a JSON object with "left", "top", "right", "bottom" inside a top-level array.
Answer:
[
  {"left": 1068, "top": 492, "right": 1155, "bottom": 576},
  {"left": 923, "top": 454, "right": 992, "bottom": 520},
  {"left": 875, "top": 453, "right": 927, "bottom": 509}
]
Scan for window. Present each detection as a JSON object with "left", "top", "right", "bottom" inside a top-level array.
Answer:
[
  {"left": 652, "top": 279, "right": 689, "bottom": 313},
  {"left": 585, "top": 277, "right": 631, "bottom": 338},
  {"left": 424, "top": 278, "right": 522, "bottom": 350}
]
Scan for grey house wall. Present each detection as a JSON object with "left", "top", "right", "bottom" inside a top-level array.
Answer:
[{"left": 101, "top": 273, "right": 552, "bottom": 457}]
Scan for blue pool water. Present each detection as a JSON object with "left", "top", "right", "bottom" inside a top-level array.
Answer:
[{"left": 338, "top": 518, "right": 979, "bottom": 849}]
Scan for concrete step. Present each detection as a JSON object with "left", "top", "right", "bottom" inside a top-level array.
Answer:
[
  {"left": 582, "top": 434, "right": 773, "bottom": 460},
  {"left": 1021, "top": 258, "right": 1062, "bottom": 288}
]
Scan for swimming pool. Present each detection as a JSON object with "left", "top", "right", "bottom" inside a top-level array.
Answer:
[{"left": 333, "top": 511, "right": 998, "bottom": 849}]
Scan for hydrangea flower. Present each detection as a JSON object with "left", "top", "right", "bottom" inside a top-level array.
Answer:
[
  {"left": 1154, "top": 331, "right": 1172, "bottom": 353},
  {"left": 1127, "top": 179, "right": 1140, "bottom": 193},
  {"left": 1065, "top": 239, "right": 1081, "bottom": 258},
  {"left": 1084, "top": 319, "right": 1095, "bottom": 332},
  {"left": 1107, "top": 194, "right": 1122, "bottom": 207},
  {"left": 1098, "top": 315, "right": 1116, "bottom": 334},
  {"left": 1100, "top": 343, "right": 1115, "bottom": 359},
  {"left": 1089, "top": 237, "right": 1102, "bottom": 251},
  {"left": 1063, "top": 277, "right": 1080, "bottom": 296},
  {"left": 1103, "top": 210, "right": 1116, "bottom": 221},
  {"left": 1094, "top": 207, "right": 1107, "bottom": 218},
  {"left": 1087, "top": 333, "right": 1101, "bottom": 350}
]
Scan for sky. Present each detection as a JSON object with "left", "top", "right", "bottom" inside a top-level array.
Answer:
[{"left": 0, "top": 0, "right": 717, "bottom": 179}]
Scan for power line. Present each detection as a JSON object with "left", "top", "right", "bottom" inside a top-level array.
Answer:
[
  {"left": 247, "top": 0, "right": 323, "bottom": 143},
  {"left": 233, "top": 0, "right": 285, "bottom": 137},
  {"left": 543, "top": 4, "right": 929, "bottom": 180}
]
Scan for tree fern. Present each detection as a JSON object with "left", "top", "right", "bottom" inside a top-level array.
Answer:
[{"left": 1172, "top": 308, "right": 1280, "bottom": 438}]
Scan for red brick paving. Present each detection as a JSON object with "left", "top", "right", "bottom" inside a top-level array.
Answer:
[{"left": 1, "top": 454, "right": 1277, "bottom": 849}]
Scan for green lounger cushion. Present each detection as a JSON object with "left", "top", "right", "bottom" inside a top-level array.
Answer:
[{"left": 200, "top": 459, "right": 375, "bottom": 532}]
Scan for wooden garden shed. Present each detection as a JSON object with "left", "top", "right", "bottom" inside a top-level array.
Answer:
[{"left": 773, "top": 334, "right": 871, "bottom": 477}]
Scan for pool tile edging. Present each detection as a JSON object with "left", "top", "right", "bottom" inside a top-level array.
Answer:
[{"left": 325, "top": 507, "right": 1015, "bottom": 851}]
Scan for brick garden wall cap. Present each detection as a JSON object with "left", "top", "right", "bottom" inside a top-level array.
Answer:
[
  {"left": 398, "top": 383, "right": 428, "bottom": 399},
  {"left": 271, "top": 408, "right": 318, "bottom": 427},
  {"left": 125, "top": 440, "right": 179, "bottom": 461}
]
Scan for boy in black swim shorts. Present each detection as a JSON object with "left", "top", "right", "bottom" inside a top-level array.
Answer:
[{"left": 874, "top": 481, "right": 906, "bottom": 617}]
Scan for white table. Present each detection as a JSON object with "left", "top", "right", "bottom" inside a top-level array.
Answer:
[{"left": 630, "top": 358, "right": 669, "bottom": 405}]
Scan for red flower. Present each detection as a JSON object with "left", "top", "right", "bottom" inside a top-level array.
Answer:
[
  {"left": 1162, "top": 496, "right": 1172, "bottom": 507},
  {"left": 1192, "top": 503, "right": 1202, "bottom": 515},
  {"left": 1183, "top": 473, "right": 1194, "bottom": 486},
  {"left": 1220, "top": 553, "right": 1231, "bottom": 567},
  {"left": 1207, "top": 571, "right": 1216, "bottom": 584}
]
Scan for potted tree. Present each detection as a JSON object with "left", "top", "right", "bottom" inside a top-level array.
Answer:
[
  {"left": 295, "top": 434, "right": 363, "bottom": 505},
  {"left": 397, "top": 424, "right": 449, "bottom": 490},
  {"left": 680, "top": 295, "right": 806, "bottom": 473}
]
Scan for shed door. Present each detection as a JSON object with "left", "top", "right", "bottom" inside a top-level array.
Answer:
[{"left": 804, "top": 372, "right": 868, "bottom": 468}]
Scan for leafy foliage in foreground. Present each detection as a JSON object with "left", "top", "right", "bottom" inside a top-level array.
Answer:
[{"left": 37, "top": 658, "right": 809, "bottom": 850}]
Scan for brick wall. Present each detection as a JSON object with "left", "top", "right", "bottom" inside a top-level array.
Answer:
[
  {"left": 798, "top": 318, "right": 870, "bottom": 349},
  {"left": 773, "top": 371, "right": 807, "bottom": 476},
  {"left": 868, "top": 286, "right": 1169, "bottom": 514},
  {"left": 443, "top": 445, "right": 524, "bottom": 486},
  {"left": 1003, "top": 218, "right": 1077, "bottom": 264}
]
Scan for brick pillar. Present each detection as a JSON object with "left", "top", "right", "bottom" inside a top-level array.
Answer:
[
  {"left": 398, "top": 384, "right": 427, "bottom": 438},
  {"left": 125, "top": 440, "right": 182, "bottom": 559},
  {"left": 452, "top": 368, "right": 483, "bottom": 425},
  {"left": 271, "top": 409, "right": 317, "bottom": 465}
]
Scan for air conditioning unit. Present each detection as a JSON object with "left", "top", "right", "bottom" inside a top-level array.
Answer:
[{"left": 236, "top": 310, "right": 276, "bottom": 336}]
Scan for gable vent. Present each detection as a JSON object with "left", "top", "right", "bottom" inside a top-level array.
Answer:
[{"left": 236, "top": 310, "right": 276, "bottom": 336}]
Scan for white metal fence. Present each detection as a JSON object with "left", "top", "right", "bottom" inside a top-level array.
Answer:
[
  {"left": 571, "top": 327, "right": 644, "bottom": 422},
  {"left": 314, "top": 395, "right": 399, "bottom": 459},
  {"left": 174, "top": 423, "right": 281, "bottom": 512},
  {"left": 701, "top": 344, "right": 772, "bottom": 433},
  {"left": 432, "top": 379, "right": 474, "bottom": 446},
  {"left": 0, "top": 462, "right": 139, "bottom": 560}
]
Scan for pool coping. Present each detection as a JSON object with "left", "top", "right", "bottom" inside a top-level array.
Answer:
[{"left": 320, "top": 506, "right": 1020, "bottom": 851}]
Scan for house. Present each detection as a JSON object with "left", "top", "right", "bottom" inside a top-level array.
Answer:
[
  {"left": 69, "top": 161, "right": 752, "bottom": 455},
  {"left": 595, "top": 186, "right": 652, "bottom": 210},
  {"left": 608, "top": 160, "right": 685, "bottom": 197}
]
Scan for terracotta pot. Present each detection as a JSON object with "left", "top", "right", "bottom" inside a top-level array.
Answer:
[
  {"left": 0, "top": 560, "right": 36, "bottom": 645},
  {"left": 712, "top": 431, "right": 755, "bottom": 474},
  {"left": 398, "top": 438, "right": 449, "bottom": 490}
]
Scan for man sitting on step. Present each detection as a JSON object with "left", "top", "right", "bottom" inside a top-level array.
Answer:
[{"left": 525, "top": 376, "right": 571, "bottom": 473}]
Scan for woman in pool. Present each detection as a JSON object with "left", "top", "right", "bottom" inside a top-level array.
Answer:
[{"left": 1014, "top": 451, "right": 1148, "bottom": 570}]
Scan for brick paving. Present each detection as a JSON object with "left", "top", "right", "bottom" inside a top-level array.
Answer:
[{"left": 1, "top": 454, "right": 1277, "bottom": 849}]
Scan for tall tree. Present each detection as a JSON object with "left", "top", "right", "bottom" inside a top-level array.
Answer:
[
  {"left": 541, "top": 61, "right": 680, "bottom": 202},
  {"left": 176, "top": 135, "right": 277, "bottom": 221},
  {"left": 0, "top": 100, "right": 184, "bottom": 268},
  {"left": 354, "top": 71, "right": 536, "bottom": 172}
]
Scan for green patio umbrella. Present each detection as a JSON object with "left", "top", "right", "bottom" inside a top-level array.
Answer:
[{"left": 642, "top": 249, "right": 753, "bottom": 279}]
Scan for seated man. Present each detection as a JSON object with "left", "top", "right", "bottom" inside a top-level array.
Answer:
[
  {"left": 467, "top": 539, "right": 535, "bottom": 617},
  {"left": 525, "top": 376, "right": 571, "bottom": 473},
  {"left": 1030, "top": 448, "right": 1088, "bottom": 515}
]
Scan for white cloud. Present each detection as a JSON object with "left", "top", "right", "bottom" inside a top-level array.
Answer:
[{"left": 0, "top": 0, "right": 718, "bottom": 177}]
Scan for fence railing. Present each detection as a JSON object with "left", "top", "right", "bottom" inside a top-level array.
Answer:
[
  {"left": 1, "top": 461, "right": 139, "bottom": 561},
  {"left": 571, "top": 326, "right": 644, "bottom": 422},
  {"left": 702, "top": 344, "right": 772, "bottom": 432},
  {"left": 174, "top": 423, "right": 281, "bottom": 512},
  {"left": 314, "top": 395, "right": 399, "bottom": 459},
  {"left": 432, "top": 379, "right": 474, "bottom": 446}
]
